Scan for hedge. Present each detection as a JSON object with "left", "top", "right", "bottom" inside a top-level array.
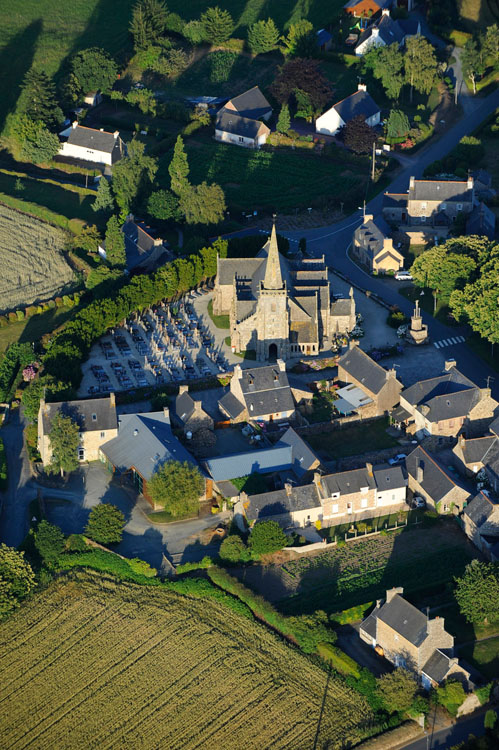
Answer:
[{"left": 317, "top": 643, "right": 361, "bottom": 678}]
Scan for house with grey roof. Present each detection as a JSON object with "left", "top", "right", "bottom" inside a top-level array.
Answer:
[
  {"left": 397, "top": 360, "right": 499, "bottom": 439},
  {"left": 98, "top": 215, "right": 170, "bottom": 273},
  {"left": 171, "top": 385, "right": 213, "bottom": 436},
  {"left": 218, "top": 360, "right": 296, "bottom": 424},
  {"left": 405, "top": 445, "right": 470, "bottom": 513},
  {"left": 99, "top": 409, "right": 201, "bottom": 506},
  {"left": 466, "top": 201, "right": 496, "bottom": 240},
  {"left": 354, "top": 10, "right": 420, "bottom": 56},
  {"left": 352, "top": 214, "right": 404, "bottom": 273},
  {"left": 316, "top": 84, "right": 380, "bottom": 137},
  {"left": 215, "top": 86, "right": 272, "bottom": 148},
  {"left": 337, "top": 341, "right": 402, "bottom": 416},
  {"left": 463, "top": 493, "right": 499, "bottom": 560},
  {"left": 58, "top": 122, "right": 125, "bottom": 166},
  {"left": 38, "top": 394, "right": 118, "bottom": 466},
  {"left": 360, "top": 587, "right": 471, "bottom": 689},
  {"left": 383, "top": 176, "right": 475, "bottom": 230}
]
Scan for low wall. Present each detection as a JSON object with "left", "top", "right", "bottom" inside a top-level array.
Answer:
[{"left": 353, "top": 721, "right": 421, "bottom": 750}]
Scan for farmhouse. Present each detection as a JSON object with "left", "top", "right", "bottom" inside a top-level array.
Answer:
[
  {"left": 354, "top": 10, "right": 421, "bottom": 56},
  {"left": 215, "top": 86, "right": 272, "bottom": 148},
  {"left": 99, "top": 215, "right": 170, "bottom": 273},
  {"left": 58, "top": 123, "right": 125, "bottom": 166},
  {"left": 172, "top": 385, "right": 214, "bottom": 435},
  {"left": 218, "top": 360, "right": 295, "bottom": 424},
  {"left": 100, "top": 409, "right": 200, "bottom": 506},
  {"left": 352, "top": 214, "right": 404, "bottom": 273},
  {"left": 316, "top": 84, "right": 380, "bottom": 137},
  {"left": 213, "top": 221, "right": 356, "bottom": 361},
  {"left": 406, "top": 445, "right": 470, "bottom": 513},
  {"left": 359, "top": 587, "right": 471, "bottom": 689},
  {"left": 38, "top": 394, "right": 118, "bottom": 466},
  {"left": 383, "top": 176, "right": 475, "bottom": 228},
  {"left": 337, "top": 341, "right": 403, "bottom": 417}
]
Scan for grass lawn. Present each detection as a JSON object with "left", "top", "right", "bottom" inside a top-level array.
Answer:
[
  {"left": 398, "top": 285, "right": 457, "bottom": 326},
  {"left": 435, "top": 602, "right": 499, "bottom": 645},
  {"left": 230, "top": 473, "right": 273, "bottom": 495},
  {"left": 305, "top": 417, "right": 398, "bottom": 459},
  {"left": 0, "top": 304, "right": 77, "bottom": 356},
  {"left": 208, "top": 299, "right": 230, "bottom": 329},
  {"left": 224, "top": 336, "right": 256, "bottom": 360},
  {"left": 460, "top": 635, "right": 499, "bottom": 680},
  {"left": 465, "top": 333, "right": 499, "bottom": 373},
  {"left": 170, "top": 52, "right": 278, "bottom": 99},
  {"left": 457, "top": 0, "right": 499, "bottom": 31}
]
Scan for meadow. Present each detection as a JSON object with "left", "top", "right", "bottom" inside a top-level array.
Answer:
[
  {"left": 0, "top": 204, "right": 75, "bottom": 312},
  {"left": 0, "top": 570, "right": 376, "bottom": 750}
]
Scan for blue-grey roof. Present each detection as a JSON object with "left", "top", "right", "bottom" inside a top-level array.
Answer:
[
  {"left": 466, "top": 202, "right": 496, "bottom": 240},
  {"left": 344, "top": 0, "right": 392, "bottom": 7},
  {"left": 316, "top": 28, "right": 332, "bottom": 45},
  {"left": 100, "top": 411, "right": 195, "bottom": 481},
  {"left": 121, "top": 220, "right": 168, "bottom": 272},
  {"left": 245, "top": 483, "right": 320, "bottom": 522},
  {"left": 205, "top": 445, "right": 293, "bottom": 482},
  {"left": 421, "top": 650, "right": 455, "bottom": 684},
  {"left": 226, "top": 86, "right": 272, "bottom": 120},
  {"left": 277, "top": 426, "right": 319, "bottom": 478},
  {"left": 333, "top": 90, "right": 380, "bottom": 124}
]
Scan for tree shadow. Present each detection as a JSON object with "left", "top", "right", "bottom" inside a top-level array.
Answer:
[{"left": 0, "top": 19, "right": 42, "bottom": 133}]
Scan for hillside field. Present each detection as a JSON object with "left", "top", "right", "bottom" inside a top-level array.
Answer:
[
  {"left": 0, "top": 203, "right": 74, "bottom": 312},
  {"left": 0, "top": 571, "right": 375, "bottom": 750}
]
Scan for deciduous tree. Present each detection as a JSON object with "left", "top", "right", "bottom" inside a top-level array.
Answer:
[
  {"left": 376, "top": 670, "right": 418, "bottom": 713},
  {"left": 147, "top": 189, "right": 181, "bottom": 220},
  {"left": 270, "top": 58, "right": 332, "bottom": 110},
  {"left": 363, "top": 43, "right": 404, "bottom": 100},
  {"left": 179, "top": 181, "right": 226, "bottom": 225},
  {"left": 147, "top": 460, "right": 204, "bottom": 517},
  {"left": 462, "top": 38, "right": 485, "bottom": 94},
  {"left": 343, "top": 114, "right": 376, "bottom": 154},
  {"left": 34, "top": 520, "right": 66, "bottom": 567},
  {"left": 410, "top": 245, "right": 476, "bottom": 307},
  {"left": 249, "top": 520, "right": 287, "bottom": 556},
  {"left": 13, "top": 116, "right": 60, "bottom": 164},
  {"left": 85, "top": 503, "right": 125, "bottom": 544},
  {"left": 405, "top": 36, "right": 438, "bottom": 101},
  {"left": 219, "top": 534, "right": 250, "bottom": 563},
  {"left": 281, "top": 19, "right": 316, "bottom": 58},
  {"left": 0, "top": 544, "right": 36, "bottom": 616},
  {"left": 47, "top": 412, "right": 80, "bottom": 477},
  {"left": 67, "top": 47, "right": 118, "bottom": 100},
  {"left": 200, "top": 6, "right": 234, "bottom": 44},
  {"left": 455, "top": 560, "right": 499, "bottom": 624},
  {"left": 112, "top": 139, "right": 158, "bottom": 214},
  {"left": 248, "top": 18, "right": 280, "bottom": 55}
]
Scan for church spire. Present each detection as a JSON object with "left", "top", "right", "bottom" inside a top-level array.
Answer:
[{"left": 263, "top": 216, "right": 283, "bottom": 290}]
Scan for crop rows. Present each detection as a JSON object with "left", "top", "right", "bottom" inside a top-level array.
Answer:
[
  {"left": 0, "top": 204, "right": 74, "bottom": 312},
  {"left": 0, "top": 571, "right": 374, "bottom": 750}
]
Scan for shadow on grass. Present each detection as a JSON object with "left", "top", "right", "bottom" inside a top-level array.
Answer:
[{"left": 0, "top": 19, "right": 42, "bottom": 133}]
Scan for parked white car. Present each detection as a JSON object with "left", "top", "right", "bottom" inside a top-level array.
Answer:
[
  {"left": 388, "top": 453, "right": 407, "bottom": 465},
  {"left": 395, "top": 270, "right": 413, "bottom": 281}
]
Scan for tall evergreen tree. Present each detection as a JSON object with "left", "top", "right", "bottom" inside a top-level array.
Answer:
[
  {"left": 104, "top": 216, "right": 126, "bottom": 268},
  {"left": 247, "top": 18, "right": 280, "bottom": 55},
  {"left": 92, "top": 178, "right": 114, "bottom": 213},
  {"left": 111, "top": 139, "right": 158, "bottom": 214},
  {"left": 276, "top": 103, "right": 291, "bottom": 134},
  {"left": 168, "top": 135, "right": 190, "bottom": 197},
  {"left": 130, "top": 0, "right": 169, "bottom": 49},
  {"left": 17, "top": 70, "right": 63, "bottom": 129},
  {"left": 200, "top": 6, "right": 234, "bottom": 44}
]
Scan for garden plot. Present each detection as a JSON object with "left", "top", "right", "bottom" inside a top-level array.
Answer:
[{"left": 0, "top": 204, "right": 74, "bottom": 312}]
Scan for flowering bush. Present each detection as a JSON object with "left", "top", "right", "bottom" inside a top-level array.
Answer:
[{"left": 22, "top": 365, "right": 36, "bottom": 382}]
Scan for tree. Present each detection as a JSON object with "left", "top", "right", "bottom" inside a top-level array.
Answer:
[
  {"left": 462, "top": 38, "right": 485, "bottom": 94},
  {"left": 270, "top": 58, "right": 332, "bottom": 110},
  {"left": 376, "top": 670, "right": 418, "bottom": 713},
  {"left": 249, "top": 520, "right": 287, "bottom": 556},
  {"left": 147, "top": 460, "right": 204, "bottom": 517},
  {"left": 363, "top": 43, "right": 405, "bottom": 99},
  {"left": 34, "top": 520, "right": 66, "bottom": 567},
  {"left": 276, "top": 103, "right": 291, "bottom": 135},
  {"left": 410, "top": 245, "right": 476, "bottom": 309},
  {"left": 436, "top": 679, "right": 467, "bottom": 716},
  {"left": 92, "top": 178, "right": 114, "bottom": 213},
  {"left": 112, "top": 139, "right": 158, "bottom": 214},
  {"left": 126, "top": 87, "right": 157, "bottom": 116},
  {"left": 248, "top": 18, "right": 280, "bottom": 55},
  {"left": 85, "top": 266, "right": 123, "bottom": 295},
  {"left": 47, "top": 412, "right": 80, "bottom": 477},
  {"left": 179, "top": 181, "right": 226, "bottom": 225},
  {"left": 130, "top": 0, "right": 169, "bottom": 49},
  {"left": 169, "top": 135, "right": 190, "bottom": 198},
  {"left": 200, "top": 7, "right": 234, "bottom": 44},
  {"left": 183, "top": 20, "right": 207, "bottom": 45},
  {"left": 281, "top": 19, "right": 316, "bottom": 58},
  {"left": 219, "top": 534, "right": 250, "bottom": 563},
  {"left": 343, "top": 114, "right": 377, "bottom": 154},
  {"left": 483, "top": 24, "right": 499, "bottom": 65},
  {"left": 455, "top": 560, "right": 499, "bottom": 624},
  {"left": 294, "top": 88, "right": 314, "bottom": 121},
  {"left": 104, "top": 216, "right": 126, "bottom": 268},
  {"left": 287, "top": 610, "right": 336, "bottom": 653},
  {"left": 147, "top": 189, "right": 181, "bottom": 221},
  {"left": 485, "top": 710, "right": 497, "bottom": 731},
  {"left": 85, "top": 503, "right": 125, "bottom": 544},
  {"left": 13, "top": 116, "right": 60, "bottom": 164},
  {"left": 405, "top": 36, "right": 438, "bottom": 101},
  {"left": 17, "top": 70, "right": 63, "bottom": 129},
  {"left": 0, "top": 544, "right": 36, "bottom": 616},
  {"left": 67, "top": 48, "right": 118, "bottom": 100},
  {"left": 387, "top": 109, "right": 411, "bottom": 139},
  {"left": 21, "top": 379, "right": 44, "bottom": 422}
]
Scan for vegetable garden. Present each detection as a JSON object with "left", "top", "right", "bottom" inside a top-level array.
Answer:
[{"left": 0, "top": 570, "right": 377, "bottom": 750}]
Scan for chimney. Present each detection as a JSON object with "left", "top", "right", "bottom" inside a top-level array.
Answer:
[
  {"left": 234, "top": 364, "right": 242, "bottom": 379},
  {"left": 193, "top": 399, "right": 204, "bottom": 414},
  {"left": 372, "top": 27, "right": 379, "bottom": 37},
  {"left": 163, "top": 406, "right": 169, "bottom": 418},
  {"left": 386, "top": 367, "right": 397, "bottom": 380},
  {"left": 72, "top": 120, "right": 78, "bottom": 129},
  {"left": 358, "top": 82, "right": 367, "bottom": 92},
  {"left": 99, "top": 128, "right": 104, "bottom": 132},
  {"left": 444, "top": 359, "right": 456, "bottom": 371},
  {"left": 384, "top": 237, "right": 394, "bottom": 251},
  {"left": 178, "top": 384, "right": 189, "bottom": 396},
  {"left": 427, "top": 616, "right": 445, "bottom": 637},
  {"left": 109, "top": 392, "right": 116, "bottom": 409},
  {"left": 381, "top": 8, "right": 390, "bottom": 15},
  {"left": 416, "top": 462, "right": 424, "bottom": 484},
  {"left": 467, "top": 175, "right": 474, "bottom": 191},
  {"left": 284, "top": 483, "right": 292, "bottom": 496},
  {"left": 239, "top": 491, "right": 249, "bottom": 504},
  {"left": 277, "top": 358, "right": 286, "bottom": 372},
  {"left": 113, "top": 130, "right": 119, "bottom": 139},
  {"left": 363, "top": 213, "right": 374, "bottom": 223},
  {"left": 386, "top": 586, "right": 404, "bottom": 603},
  {"left": 153, "top": 237, "right": 164, "bottom": 247},
  {"left": 409, "top": 175, "right": 415, "bottom": 190},
  {"left": 313, "top": 471, "right": 323, "bottom": 493},
  {"left": 349, "top": 339, "right": 359, "bottom": 349},
  {"left": 365, "top": 462, "right": 373, "bottom": 476},
  {"left": 459, "top": 433, "right": 466, "bottom": 447}
]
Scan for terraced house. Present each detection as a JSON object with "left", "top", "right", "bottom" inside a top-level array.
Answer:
[
  {"left": 383, "top": 176, "right": 475, "bottom": 229},
  {"left": 352, "top": 214, "right": 404, "bottom": 273}
]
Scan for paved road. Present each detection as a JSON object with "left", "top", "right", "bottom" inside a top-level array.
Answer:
[{"left": 401, "top": 711, "right": 487, "bottom": 750}]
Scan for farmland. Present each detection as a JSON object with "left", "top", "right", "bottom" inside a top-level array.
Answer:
[
  {"left": 0, "top": 570, "right": 376, "bottom": 750},
  {"left": 0, "top": 204, "right": 75, "bottom": 312}
]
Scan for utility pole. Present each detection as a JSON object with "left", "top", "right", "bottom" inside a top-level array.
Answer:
[{"left": 371, "top": 139, "right": 376, "bottom": 181}]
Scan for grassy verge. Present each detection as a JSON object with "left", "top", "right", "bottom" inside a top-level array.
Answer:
[
  {"left": 0, "top": 303, "right": 79, "bottom": 355},
  {"left": 465, "top": 334, "right": 499, "bottom": 372},
  {"left": 224, "top": 336, "right": 256, "bottom": 359},
  {"left": 460, "top": 635, "right": 499, "bottom": 680},
  {"left": 208, "top": 299, "right": 230, "bottom": 329},
  {"left": 305, "top": 417, "right": 398, "bottom": 459}
]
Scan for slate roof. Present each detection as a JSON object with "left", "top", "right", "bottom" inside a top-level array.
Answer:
[
  {"left": 402, "top": 368, "right": 481, "bottom": 423},
  {"left": 225, "top": 86, "right": 272, "bottom": 120},
  {"left": 383, "top": 193, "right": 408, "bottom": 208},
  {"left": 471, "top": 168, "right": 492, "bottom": 188},
  {"left": 422, "top": 650, "right": 455, "bottom": 683},
  {"left": 376, "top": 593, "right": 428, "bottom": 646},
  {"left": 332, "top": 89, "right": 380, "bottom": 124},
  {"left": 344, "top": 0, "right": 392, "bottom": 8},
  {"left": 215, "top": 110, "right": 269, "bottom": 140},
  {"left": 331, "top": 297, "right": 355, "bottom": 317},
  {"left": 360, "top": 612, "right": 377, "bottom": 639},
  {"left": 464, "top": 492, "right": 498, "bottom": 526},
  {"left": 278, "top": 426, "right": 319, "bottom": 478},
  {"left": 40, "top": 396, "right": 117, "bottom": 433},
  {"left": 408, "top": 179, "right": 473, "bottom": 203},
  {"left": 322, "top": 467, "right": 376, "bottom": 496},
  {"left": 489, "top": 416, "right": 499, "bottom": 437},
  {"left": 466, "top": 202, "right": 496, "bottom": 240},
  {"left": 373, "top": 464, "right": 406, "bottom": 491},
  {"left": 173, "top": 391, "right": 196, "bottom": 425},
  {"left": 406, "top": 446, "right": 462, "bottom": 503},
  {"left": 204, "top": 445, "right": 294, "bottom": 482},
  {"left": 461, "top": 436, "right": 497, "bottom": 465},
  {"left": 355, "top": 218, "right": 387, "bottom": 259},
  {"left": 121, "top": 220, "right": 168, "bottom": 272},
  {"left": 100, "top": 411, "right": 195, "bottom": 482},
  {"left": 338, "top": 345, "right": 390, "bottom": 395},
  {"left": 355, "top": 14, "right": 405, "bottom": 49},
  {"left": 66, "top": 125, "right": 119, "bottom": 153},
  {"left": 239, "top": 365, "right": 295, "bottom": 417},
  {"left": 245, "top": 483, "right": 320, "bottom": 522},
  {"left": 218, "top": 391, "right": 245, "bottom": 420}
]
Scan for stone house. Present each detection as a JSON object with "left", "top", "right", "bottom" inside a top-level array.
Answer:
[
  {"left": 218, "top": 360, "right": 296, "bottom": 424},
  {"left": 352, "top": 214, "right": 404, "bottom": 273},
  {"left": 38, "top": 394, "right": 118, "bottom": 466},
  {"left": 337, "top": 341, "right": 403, "bottom": 417},
  {"left": 462, "top": 493, "right": 499, "bottom": 561},
  {"left": 58, "top": 123, "right": 125, "bottom": 166},
  {"left": 316, "top": 84, "right": 380, "bottom": 137},
  {"left": 466, "top": 201, "right": 496, "bottom": 240},
  {"left": 171, "top": 385, "right": 214, "bottom": 436},
  {"left": 215, "top": 86, "right": 272, "bottom": 149},
  {"left": 405, "top": 445, "right": 470, "bottom": 513},
  {"left": 98, "top": 215, "right": 169, "bottom": 273},
  {"left": 396, "top": 361, "right": 499, "bottom": 439},
  {"left": 360, "top": 587, "right": 471, "bottom": 689},
  {"left": 354, "top": 10, "right": 421, "bottom": 56},
  {"left": 383, "top": 176, "right": 475, "bottom": 228}
]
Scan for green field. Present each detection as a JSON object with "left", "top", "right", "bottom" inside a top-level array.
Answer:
[
  {"left": 460, "top": 635, "right": 499, "bottom": 680},
  {"left": 0, "top": 570, "right": 375, "bottom": 750},
  {"left": 305, "top": 418, "right": 399, "bottom": 459},
  {"left": 171, "top": 52, "right": 279, "bottom": 98}
]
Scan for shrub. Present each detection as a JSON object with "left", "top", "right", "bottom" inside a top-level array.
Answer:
[
  {"left": 317, "top": 643, "right": 361, "bottom": 678},
  {"left": 377, "top": 670, "right": 418, "bottom": 714},
  {"left": 475, "top": 682, "right": 493, "bottom": 705},
  {"left": 15, "top": 310, "right": 24, "bottom": 321},
  {"left": 249, "top": 520, "right": 287, "bottom": 556},
  {"left": 85, "top": 504, "right": 125, "bottom": 544},
  {"left": 0, "top": 544, "right": 36, "bottom": 615},
  {"left": 387, "top": 310, "right": 408, "bottom": 328},
  {"left": 219, "top": 535, "right": 250, "bottom": 564},
  {"left": 0, "top": 316, "right": 7, "bottom": 327},
  {"left": 8, "top": 312, "right": 16, "bottom": 323},
  {"left": 34, "top": 520, "right": 66, "bottom": 567},
  {"left": 66, "top": 534, "right": 90, "bottom": 552},
  {"left": 436, "top": 679, "right": 466, "bottom": 717},
  {"left": 54, "top": 297, "right": 63, "bottom": 307},
  {"left": 128, "top": 558, "right": 157, "bottom": 578},
  {"left": 175, "top": 556, "right": 213, "bottom": 574}
]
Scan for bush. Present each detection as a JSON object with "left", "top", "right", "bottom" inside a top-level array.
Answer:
[
  {"left": 219, "top": 534, "right": 250, "bottom": 564},
  {"left": 387, "top": 309, "right": 408, "bottom": 328},
  {"left": 475, "top": 682, "right": 493, "bottom": 705},
  {"left": 15, "top": 310, "right": 24, "bottom": 321},
  {"left": 175, "top": 556, "right": 213, "bottom": 574},
  {"left": 85, "top": 503, "right": 125, "bottom": 544},
  {"left": 34, "top": 520, "right": 66, "bottom": 567},
  {"left": 317, "top": 643, "right": 361, "bottom": 678},
  {"left": 436, "top": 679, "right": 466, "bottom": 717},
  {"left": 59, "top": 548, "right": 162, "bottom": 585},
  {"left": 249, "top": 520, "right": 288, "bottom": 556},
  {"left": 66, "top": 534, "right": 90, "bottom": 552},
  {"left": 377, "top": 670, "right": 418, "bottom": 714},
  {"left": 128, "top": 558, "right": 157, "bottom": 578}
]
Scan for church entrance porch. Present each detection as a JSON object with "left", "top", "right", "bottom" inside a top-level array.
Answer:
[{"left": 268, "top": 343, "right": 278, "bottom": 361}]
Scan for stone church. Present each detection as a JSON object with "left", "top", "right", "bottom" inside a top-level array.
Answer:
[{"left": 213, "top": 222, "right": 356, "bottom": 361}]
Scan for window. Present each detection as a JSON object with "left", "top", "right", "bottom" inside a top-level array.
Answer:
[
  {"left": 332, "top": 503, "right": 339, "bottom": 514},
  {"left": 392, "top": 493, "right": 396, "bottom": 501},
  {"left": 444, "top": 504, "right": 449, "bottom": 512},
  {"left": 238, "top": 136, "right": 244, "bottom": 143},
  {"left": 441, "top": 203, "right": 447, "bottom": 210},
  {"left": 361, "top": 498, "right": 368, "bottom": 508},
  {"left": 421, "top": 202, "right": 427, "bottom": 210},
  {"left": 347, "top": 502, "right": 353, "bottom": 514},
  {"left": 421, "top": 216, "right": 426, "bottom": 223},
  {"left": 92, "top": 413, "right": 97, "bottom": 421},
  {"left": 457, "top": 203, "right": 463, "bottom": 210},
  {"left": 78, "top": 448, "right": 85, "bottom": 460},
  {"left": 100, "top": 432, "right": 105, "bottom": 438},
  {"left": 360, "top": 486, "right": 368, "bottom": 493}
]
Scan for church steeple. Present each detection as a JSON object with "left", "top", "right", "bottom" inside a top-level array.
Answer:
[{"left": 263, "top": 216, "right": 284, "bottom": 290}]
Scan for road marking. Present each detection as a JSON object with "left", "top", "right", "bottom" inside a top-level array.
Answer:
[{"left": 434, "top": 336, "right": 465, "bottom": 349}]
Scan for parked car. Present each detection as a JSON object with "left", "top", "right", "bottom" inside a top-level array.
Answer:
[
  {"left": 395, "top": 270, "right": 413, "bottom": 281},
  {"left": 388, "top": 453, "right": 407, "bottom": 465},
  {"left": 412, "top": 496, "right": 426, "bottom": 509}
]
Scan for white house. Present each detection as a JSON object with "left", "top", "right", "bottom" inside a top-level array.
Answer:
[
  {"left": 355, "top": 10, "right": 421, "bottom": 56},
  {"left": 373, "top": 465, "right": 407, "bottom": 508},
  {"left": 83, "top": 91, "right": 103, "bottom": 108},
  {"left": 58, "top": 123, "right": 125, "bottom": 166},
  {"left": 215, "top": 86, "right": 272, "bottom": 149},
  {"left": 315, "top": 84, "right": 380, "bottom": 136}
]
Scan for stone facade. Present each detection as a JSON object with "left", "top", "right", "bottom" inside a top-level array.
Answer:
[
  {"left": 383, "top": 176, "right": 475, "bottom": 229},
  {"left": 337, "top": 341, "right": 403, "bottom": 417}
]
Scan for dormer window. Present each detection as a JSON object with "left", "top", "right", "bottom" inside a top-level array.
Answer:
[{"left": 92, "top": 413, "right": 97, "bottom": 421}]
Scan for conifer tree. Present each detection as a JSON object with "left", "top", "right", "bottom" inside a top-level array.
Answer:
[
  {"left": 17, "top": 70, "right": 63, "bottom": 129},
  {"left": 104, "top": 216, "right": 126, "bottom": 268},
  {"left": 168, "top": 135, "right": 190, "bottom": 197},
  {"left": 92, "top": 178, "right": 114, "bottom": 213},
  {"left": 276, "top": 103, "right": 291, "bottom": 134}
]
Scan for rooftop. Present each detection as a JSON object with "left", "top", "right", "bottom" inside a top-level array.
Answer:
[
  {"left": 331, "top": 89, "right": 380, "bottom": 123},
  {"left": 406, "top": 446, "right": 465, "bottom": 503},
  {"left": 338, "top": 344, "right": 394, "bottom": 395},
  {"left": 215, "top": 110, "right": 269, "bottom": 140},
  {"left": 224, "top": 86, "right": 272, "bottom": 120},
  {"left": 66, "top": 124, "right": 120, "bottom": 153},
  {"left": 40, "top": 395, "right": 117, "bottom": 434},
  {"left": 408, "top": 178, "right": 473, "bottom": 203}
]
